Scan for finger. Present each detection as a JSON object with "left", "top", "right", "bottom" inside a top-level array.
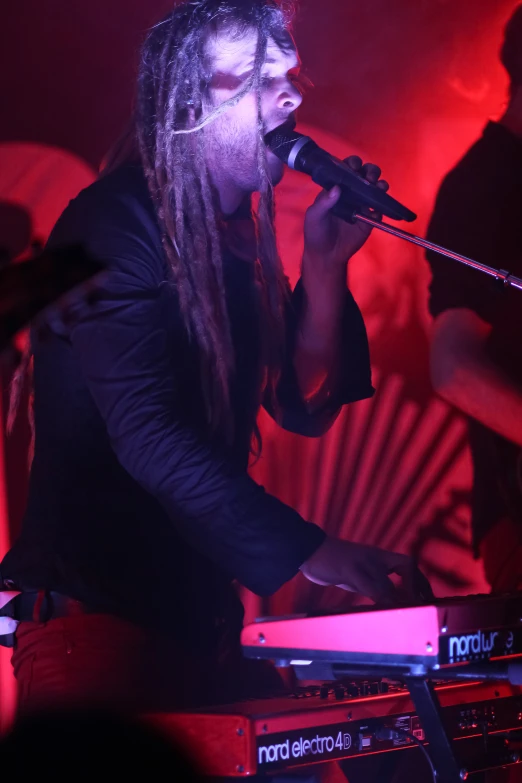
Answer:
[
  {"left": 412, "top": 566, "right": 435, "bottom": 602},
  {"left": 366, "top": 564, "right": 402, "bottom": 605},
  {"left": 344, "top": 155, "right": 362, "bottom": 172},
  {"left": 380, "top": 551, "right": 412, "bottom": 571},
  {"left": 309, "top": 185, "right": 342, "bottom": 217},
  {"left": 336, "top": 581, "right": 395, "bottom": 606},
  {"left": 391, "top": 557, "right": 434, "bottom": 602},
  {"left": 385, "top": 556, "right": 434, "bottom": 603},
  {"left": 376, "top": 180, "right": 389, "bottom": 192},
  {"left": 360, "top": 163, "right": 381, "bottom": 183},
  {"left": 338, "top": 566, "right": 398, "bottom": 606}
]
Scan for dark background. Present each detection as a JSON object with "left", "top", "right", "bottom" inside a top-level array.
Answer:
[{"left": 0, "top": 0, "right": 512, "bottom": 169}]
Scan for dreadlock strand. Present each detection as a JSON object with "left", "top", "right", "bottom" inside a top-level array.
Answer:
[
  {"left": 194, "top": 131, "right": 235, "bottom": 419},
  {"left": 254, "top": 24, "right": 288, "bottom": 362},
  {"left": 8, "top": 1, "right": 297, "bottom": 450},
  {"left": 170, "top": 77, "right": 255, "bottom": 135},
  {"left": 135, "top": 0, "right": 295, "bottom": 445}
]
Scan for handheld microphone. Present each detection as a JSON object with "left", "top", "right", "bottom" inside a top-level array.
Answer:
[{"left": 264, "top": 125, "right": 417, "bottom": 223}]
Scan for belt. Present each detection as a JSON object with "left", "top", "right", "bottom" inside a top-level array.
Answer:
[
  {"left": 14, "top": 590, "right": 96, "bottom": 623},
  {"left": 0, "top": 589, "right": 97, "bottom": 647}
]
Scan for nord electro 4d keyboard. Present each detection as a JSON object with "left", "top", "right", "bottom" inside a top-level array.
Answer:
[
  {"left": 241, "top": 593, "right": 522, "bottom": 677},
  {"left": 148, "top": 596, "right": 522, "bottom": 782},
  {"left": 149, "top": 681, "right": 522, "bottom": 778}
]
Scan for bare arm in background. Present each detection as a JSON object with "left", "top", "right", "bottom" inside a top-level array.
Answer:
[{"left": 430, "top": 307, "right": 522, "bottom": 448}]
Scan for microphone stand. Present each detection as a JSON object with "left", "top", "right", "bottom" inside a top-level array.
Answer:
[{"left": 351, "top": 211, "right": 522, "bottom": 291}]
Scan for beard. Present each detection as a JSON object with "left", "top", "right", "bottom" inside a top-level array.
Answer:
[{"left": 204, "top": 112, "right": 285, "bottom": 196}]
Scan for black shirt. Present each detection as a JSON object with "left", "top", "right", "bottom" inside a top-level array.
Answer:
[
  {"left": 1, "top": 164, "right": 374, "bottom": 648},
  {"left": 426, "top": 121, "right": 522, "bottom": 550}
]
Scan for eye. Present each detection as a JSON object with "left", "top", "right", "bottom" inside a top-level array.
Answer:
[
  {"left": 209, "top": 72, "right": 245, "bottom": 91},
  {"left": 289, "top": 70, "right": 313, "bottom": 95}
]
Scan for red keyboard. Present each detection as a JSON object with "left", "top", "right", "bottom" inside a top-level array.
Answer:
[
  {"left": 241, "top": 593, "right": 522, "bottom": 674},
  {"left": 147, "top": 681, "right": 522, "bottom": 777}
]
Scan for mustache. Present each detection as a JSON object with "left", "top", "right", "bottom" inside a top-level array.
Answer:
[{"left": 264, "top": 114, "right": 297, "bottom": 135}]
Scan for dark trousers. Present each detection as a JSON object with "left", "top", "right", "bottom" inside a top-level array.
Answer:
[
  {"left": 12, "top": 612, "right": 228, "bottom": 713},
  {"left": 11, "top": 613, "right": 327, "bottom": 781}
]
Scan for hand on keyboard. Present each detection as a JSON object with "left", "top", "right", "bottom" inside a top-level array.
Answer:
[{"left": 299, "top": 537, "right": 434, "bottom": 606}]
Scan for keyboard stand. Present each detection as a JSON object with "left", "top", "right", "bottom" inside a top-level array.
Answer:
[
  {"left": 405, "top": 677, "right": 461, "bottom": 783},
  {"left": 292, "top": 661, "right": 521, "bottom": 782}
]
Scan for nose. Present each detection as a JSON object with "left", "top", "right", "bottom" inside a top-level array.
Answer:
[{"left": 275, "top": 78, "right": 303, "bottom": 111}]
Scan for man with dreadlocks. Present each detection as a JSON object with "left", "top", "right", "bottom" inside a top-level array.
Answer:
[{"left": 1, "top": 0, "right": 430, "bottom": 718}]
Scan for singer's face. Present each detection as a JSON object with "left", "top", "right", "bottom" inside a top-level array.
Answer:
[{"left": 202, "top": 26, "right": 303, "bottom": 213}]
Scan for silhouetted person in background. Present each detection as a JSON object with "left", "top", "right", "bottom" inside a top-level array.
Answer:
[{"left": 427, "top": 5, "right": 522, "bottom": 594}]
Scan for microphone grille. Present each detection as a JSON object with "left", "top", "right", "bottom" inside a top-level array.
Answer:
[{"left": 264, "top": 126, "right": 304, "bottom": 164}]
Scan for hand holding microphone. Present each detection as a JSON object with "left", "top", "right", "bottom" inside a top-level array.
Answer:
[
  {"left": 265, "top": 124, "right": 417, "bottom": 279},
  {"left": 303, "top": 156, "right": 391, "bottom": 279},
  {"left": 264, "top": 124, "right": 416, "bottom": 223},
  {"left": 265, "top": 124, "right": 522, "bottom": 294}
]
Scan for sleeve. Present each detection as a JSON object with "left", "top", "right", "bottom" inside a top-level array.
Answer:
[
  {"left": 264, "top": 279, "right": 374, "bottom": 436},
  {"left": 46, "top": 185, "right": 326, "bottom": 597},
  {"left": 426, "top": 166, "right": 504, "bottom": 324}
]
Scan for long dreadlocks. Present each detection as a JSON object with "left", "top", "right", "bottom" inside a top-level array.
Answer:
[
  {"left": 9, "top": 0, "right": 296, "bottom": 455},
  {"left": 136, "top": 0, "right": 295, "bottom": 444}
]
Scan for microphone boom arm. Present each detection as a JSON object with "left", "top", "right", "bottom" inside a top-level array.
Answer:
[
  {"left": 264, "top": 126, "right": 522, "bottom": 291},
  {"left": 352, "top": 211, "right": 522, "bottom": 292}
]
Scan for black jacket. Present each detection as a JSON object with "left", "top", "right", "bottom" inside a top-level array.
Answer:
[{"left": 1, "top": 164, "right": 374, "bottom": 647}]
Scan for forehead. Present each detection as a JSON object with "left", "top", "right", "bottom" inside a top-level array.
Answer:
[{"left": 205, "top": 27, "right": 299, "bottom": 72}]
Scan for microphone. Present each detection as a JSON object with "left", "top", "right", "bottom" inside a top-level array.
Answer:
[{"left": 264, "top": 125, "right": 417, "bottom": 223}]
